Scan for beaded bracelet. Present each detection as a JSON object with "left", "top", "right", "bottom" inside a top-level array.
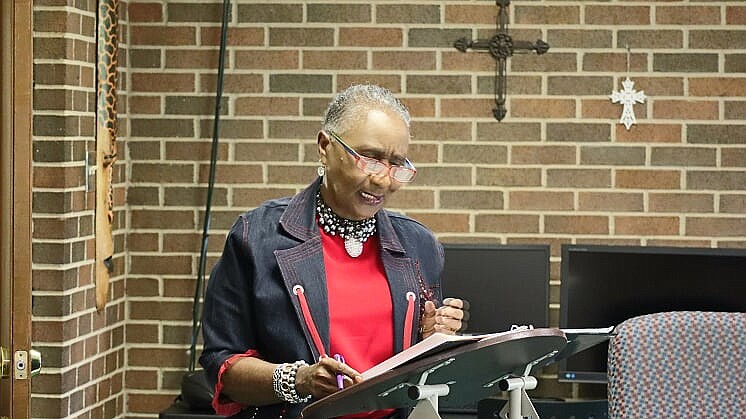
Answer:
[{"left": 272, "top": 360, "right": 311, "bottom": 404}]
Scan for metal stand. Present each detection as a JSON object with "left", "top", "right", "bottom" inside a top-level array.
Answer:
[
  {"left": 496, "top": 334, "right": 563, "bottom": 419},
  {"left": 407, "top": 384, "right": 450, "bottom": 419},
  {"left": 406, "top": 359, "right": 454, "bottom": 419},
  {"left": 498, "top": 376, "right": 539, "bottom": 419},
  {"left": 300, "top": 328, "right": 573, "bottom": 419},
  {"left": 405, "top": 373, "right": 541, "bottom": 419}
]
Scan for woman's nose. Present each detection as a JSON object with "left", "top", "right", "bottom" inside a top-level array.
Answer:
[{"left": 368, "top": 169, "right": 393, "bottom": 189}]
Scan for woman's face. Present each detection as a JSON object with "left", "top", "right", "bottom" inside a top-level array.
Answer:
[{"left": 318, "top": 109, "right": 410, "bottom": 220}]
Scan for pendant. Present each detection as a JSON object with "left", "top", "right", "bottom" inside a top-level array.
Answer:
[{"left": 344, "top": 238, "right": 363, "bottom": 257}]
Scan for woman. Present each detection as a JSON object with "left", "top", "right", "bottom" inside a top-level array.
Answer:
[{"left": 200, "top": 84, "right": 466, "bottom": 418}]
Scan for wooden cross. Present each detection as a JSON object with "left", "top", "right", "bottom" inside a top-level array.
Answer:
[{"left": 454, "top": 0, "right": 549, "bottom": 121}]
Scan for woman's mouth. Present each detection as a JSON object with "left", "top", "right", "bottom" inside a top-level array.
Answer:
[{"left": 360, "top": 191, "right": 383, "bottom": 206}]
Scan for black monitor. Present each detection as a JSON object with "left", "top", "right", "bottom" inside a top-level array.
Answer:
[
  {"left": 439, "top": 243, "right": 550, "bottom": 413},
  {"left": 558, "top": 244, "right": 746, "bottom": 384},
  {"left": 441, "top": 243, "right": 550, "bottom": 335}
]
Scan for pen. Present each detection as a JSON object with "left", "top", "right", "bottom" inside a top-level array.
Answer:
[{"left": 334, "top": 354, "right": 345, "bottom": 389}]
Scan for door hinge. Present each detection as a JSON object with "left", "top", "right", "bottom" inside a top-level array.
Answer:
[{"left": 0, "top": 347, "right": 8, "bottom": 378}]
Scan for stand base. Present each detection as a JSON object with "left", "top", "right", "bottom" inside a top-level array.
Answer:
[
  {"left": 498, "top": 388, "right": 538, "bottom": 419},
  {"left": 407, "top": 383, "right": 451, "bottom": 419},
  {"left": 498, "top": 376, "right": 538, "bottom": 419},
  {"left": 409, "top": 398, "right": 441, "bottom": 419},
  {"left": 478, "top": 397, "right": 609, "bottom": 419}
]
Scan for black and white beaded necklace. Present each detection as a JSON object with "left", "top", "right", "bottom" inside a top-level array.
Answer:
[{"left": 316, "top": 192, "right": 376, "bottom": 257}]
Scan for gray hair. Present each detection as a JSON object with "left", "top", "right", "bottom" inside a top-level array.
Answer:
[{"left": 322, "top": 84, "right": 411, "bottom": 135}]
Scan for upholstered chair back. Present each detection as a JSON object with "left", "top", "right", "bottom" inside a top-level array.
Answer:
[{"left": 607, "top": 311, "right": 746, "bottom": 418}]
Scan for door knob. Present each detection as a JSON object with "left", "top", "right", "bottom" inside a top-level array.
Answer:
[{"left": 0, "top": 347, "right": 41, "bottom": 379}]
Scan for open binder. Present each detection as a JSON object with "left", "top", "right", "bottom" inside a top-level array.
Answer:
[
  {"left": 362, "top": 329, "right": 520, "bottom": 380},
  {"left": 300, "top": 327, "right": 614, "bottom": 419}
]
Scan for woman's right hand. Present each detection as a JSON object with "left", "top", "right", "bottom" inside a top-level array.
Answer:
[{"left": 294, "top": 355, "right": 364, "bottom": 400}]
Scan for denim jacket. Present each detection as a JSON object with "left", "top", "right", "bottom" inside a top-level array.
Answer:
[{"left": 200, "top": 179, "right": 444, "bottom": 418}]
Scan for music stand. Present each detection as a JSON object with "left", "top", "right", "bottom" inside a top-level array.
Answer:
[
  {"left": 301, "top": 328, "right": 572, "bottom": 419},
  {"left": 492, "top": 328, "right": 616, "bottom": 419}
]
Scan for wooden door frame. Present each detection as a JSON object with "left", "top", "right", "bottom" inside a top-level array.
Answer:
[{"left": 1, "top": 0, "right": 33, "bottom": 417}]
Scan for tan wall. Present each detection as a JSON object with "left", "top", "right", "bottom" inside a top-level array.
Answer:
[{"left": 31, "top": 0, "right": 746, "bottom": 417}]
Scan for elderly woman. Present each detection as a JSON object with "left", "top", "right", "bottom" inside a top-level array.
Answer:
[{"left": 200, "top": 84, "right": 466, "bottom": 419}]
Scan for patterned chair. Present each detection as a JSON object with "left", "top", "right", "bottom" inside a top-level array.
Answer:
[{"left": 607, "top": 311, "right": 746, "bottom": 418}]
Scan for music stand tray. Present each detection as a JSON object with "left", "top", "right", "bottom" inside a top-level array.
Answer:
[{"left": 302, "top": 328, "right": 572, "bottom": 419}]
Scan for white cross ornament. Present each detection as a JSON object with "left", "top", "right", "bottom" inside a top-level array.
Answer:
[{"left": 610, "top": 77, "right": 646, "bottom": 130}]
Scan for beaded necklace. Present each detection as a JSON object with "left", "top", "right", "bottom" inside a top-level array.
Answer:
[{"left": 316, "top": 192, "right": 376, "bottom": 257}]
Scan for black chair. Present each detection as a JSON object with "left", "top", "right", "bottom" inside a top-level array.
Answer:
[
  {"left": 159, "top": 399, "right": 225, "bottom": 419},
  {"left": 160, "top": 371, "right": 224, "bottom": 419}
]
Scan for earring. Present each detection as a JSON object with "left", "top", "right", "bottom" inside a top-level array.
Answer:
[{"left": 317, "top": 165, "right": 326, "bottom": 177}]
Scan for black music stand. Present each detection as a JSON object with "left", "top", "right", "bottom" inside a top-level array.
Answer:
[
  {"left": 301, "top": 328, "right": 610, "bottom": 419},
  {"left": 491, "top": 328, "right": 615, "bottom": 419}
]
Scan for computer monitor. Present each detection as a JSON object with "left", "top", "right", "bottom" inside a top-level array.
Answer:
[
  {"left": 558, "top": 244, "right": 746, "bottom": 384},
  {"left": 441, "top": 243, "right": 550, "bottom": 335},
  {"left": 439, "top": 243, "right": 550, "bottom": 413}
]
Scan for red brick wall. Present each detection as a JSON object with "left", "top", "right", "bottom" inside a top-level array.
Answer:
[
  {"left": 31, "top": 0, "right": 128, "bottom": 417},
  {"left": 32, "top": 0, "right": 746, "bottom": 417}
]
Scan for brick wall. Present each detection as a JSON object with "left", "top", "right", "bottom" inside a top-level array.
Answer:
[
  {"left": 32, "top": 0, "right": 746, "bottom": 417},
  {"left": 31, "top": 0, "right": 128, "bottom": 417},
  {"left": 122, "top": 0, "right": 746, "bottom": 412}
]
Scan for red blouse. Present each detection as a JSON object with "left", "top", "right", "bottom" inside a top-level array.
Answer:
[{"left": 321, "top": 229, "right": 395, "bottom": 419}]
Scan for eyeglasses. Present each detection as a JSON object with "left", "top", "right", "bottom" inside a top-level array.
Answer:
[{"left": 326, "top": 130, "right": 417, "bottom": 183}]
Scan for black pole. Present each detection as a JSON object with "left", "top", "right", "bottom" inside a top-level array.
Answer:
[{"left": 189, "top": 0, "right": 231, "bottom": 372}]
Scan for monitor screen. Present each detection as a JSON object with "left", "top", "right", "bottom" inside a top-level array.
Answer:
[
  {"left": 441, "top": 243, "right": 550, "bottom": 335},
  {"left": 439, "top": 243, "right": 550, "bottom": 412},
  {"left": 558, "top": 244, "right": 746, "bottom": 384}
]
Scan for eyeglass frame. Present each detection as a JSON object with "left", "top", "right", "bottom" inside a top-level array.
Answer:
[{"left": 325, "top": 130, "right": 417, "bottom": 183}]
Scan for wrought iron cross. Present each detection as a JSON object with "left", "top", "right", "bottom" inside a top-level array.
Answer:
[{"left": 454, "top": 0, "right": 549, "bottom": 121}]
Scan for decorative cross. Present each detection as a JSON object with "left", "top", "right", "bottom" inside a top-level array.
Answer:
[
  {"left": 610, "top": 46, "right": 645, "bottom": 130},
  {"left": 610, "top": 77, "right": 646, "bottom": 130},
  {"left": 454, "top": 0, "right": 549, "bottom": 121}
]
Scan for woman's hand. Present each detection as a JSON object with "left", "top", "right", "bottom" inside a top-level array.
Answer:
[
  {"left": 420, "top": 297, "right": 469, "bottom": 339},
  {"left": 294, "top": 355, "right": 363, "bottom": 400}
]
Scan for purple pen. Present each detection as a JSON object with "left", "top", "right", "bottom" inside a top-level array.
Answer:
[{"left": 334, "top": 354, "right": 345, "bottom": 389}]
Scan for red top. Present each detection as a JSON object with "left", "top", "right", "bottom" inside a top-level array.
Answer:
[
  {"left": 322, "top": 229, "right": 395, "bottom": 419},
  {"left": 212, "top": 229, "right": 399, "bottom": 418}
]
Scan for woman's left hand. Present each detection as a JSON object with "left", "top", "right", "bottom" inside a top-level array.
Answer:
[{"left": 420, "top": 297, "right": 469, "bottom": 339}]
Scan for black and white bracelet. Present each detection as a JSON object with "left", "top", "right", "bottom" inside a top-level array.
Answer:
[{"left": 272, "top": 360, "right": 312, "bottom": 404}]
